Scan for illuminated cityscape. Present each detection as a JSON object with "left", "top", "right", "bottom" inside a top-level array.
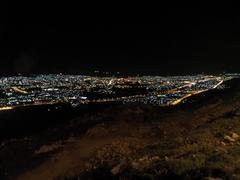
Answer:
[
  {"left": 3, "top": 9, "right": 240, "bottom": 180},
  {"left": 0, "top": 74, "right": 235, "bottom": 110}
]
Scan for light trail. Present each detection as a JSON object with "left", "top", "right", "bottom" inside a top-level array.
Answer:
[
  {"left": 170, "top": 79, "right": 224, "bottom": 106},
  {"left": 12, "top": 87, "right": 28, "bottom": 94},
  {"left": 0, "top": 106, "right": 14, "bottom": 111}
]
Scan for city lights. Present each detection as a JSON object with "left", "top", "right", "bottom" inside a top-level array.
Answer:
[{"left": 0, "top": 74, "right": 235, "bottom": 109}]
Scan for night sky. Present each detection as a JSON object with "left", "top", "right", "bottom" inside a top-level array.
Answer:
[{"left": 1, "top": 6, "right": 240, "bottom": 76}]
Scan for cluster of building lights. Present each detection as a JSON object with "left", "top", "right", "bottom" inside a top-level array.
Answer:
[{"left": 0, "top": 74, "right": 235, "bottom": 110}]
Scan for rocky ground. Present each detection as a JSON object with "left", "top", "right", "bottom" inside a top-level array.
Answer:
[{"left": 1, "top": 81, "right": 240, "bottom": 179}]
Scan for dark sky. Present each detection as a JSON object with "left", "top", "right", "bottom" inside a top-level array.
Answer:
[{"left": 1, "top": 5, "right": 240, "bottom": 76}]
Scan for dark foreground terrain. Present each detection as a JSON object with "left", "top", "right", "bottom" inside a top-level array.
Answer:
[{"left": 1, "top": 79, "right": 240, "bottom": 179}]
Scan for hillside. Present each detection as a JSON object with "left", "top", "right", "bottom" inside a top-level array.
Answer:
[{"left": 1, "top": 79, "right": 240, "bottom": 179}]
